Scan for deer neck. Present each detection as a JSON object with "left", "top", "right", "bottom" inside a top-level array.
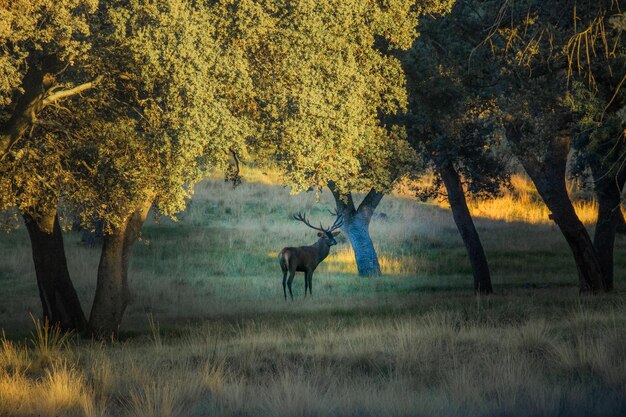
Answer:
[{"left": 313, "top": 238, "right": 331, "bottom": 263}]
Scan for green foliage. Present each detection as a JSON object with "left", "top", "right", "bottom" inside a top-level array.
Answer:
[
  {"left": 68, "top": 0, "right": 258, "bottom": 230},
  {"left": 566, "top": 8, "right": 626, "bottom": 180},
  {"left": 485, "top": 0, "right": 625, "bottom": 167},
  {"left": 0, "top": 0, "right": 98, "bottom": 219},
  {"left": 1, "top": 0, "right": 449, "bottom": 232},
  {"left": 248, "top": 0, "right": 445, "bottom": 195},
  {"left": 403, "top": 0, "right": 508, "bottom": 199},
  {"left": 0, "top": 0, "right": 260, "bottom": 232},
  {"left": 0, "top": 0, "right": 97, "bottom": 108}
]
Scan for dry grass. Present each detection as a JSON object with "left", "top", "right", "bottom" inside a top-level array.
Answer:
[
  {"left": 1, "top": 306, "right": 626, "bottom": 417},
  {"left": 1, "top": 171, "right": 626, "bottom": 416},
  {"left": 394, "top": 173, "right": 612, "bottom": 225},
  {"left": 465, "top": 175, "right": 603, "bottom": 225}
]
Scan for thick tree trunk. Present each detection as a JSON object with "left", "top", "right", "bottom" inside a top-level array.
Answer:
[
  {"left": 435, "top": 160, "right": 493, "bottom": 294},
  {"left": 616, "top": 211, "right": 626, "bottom": 235},
  {"left": 22, "top": 207, "right": 87, "bottom": 332},
  {"left": 328, "top": 183, "right": 382, "bottom": 276},
  {"left": 505, "top": 122, "right": 605, "bottom": 292},
  {"left": 591, "top": 165, "right": 626, "bottom": 291},
  {"left": 88, "top": 199, "right": 152, "bottom": 339}
]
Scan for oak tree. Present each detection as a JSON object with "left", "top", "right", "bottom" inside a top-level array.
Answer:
[{"left": 0, "top": 0, "right": 100, "bottom": 331}]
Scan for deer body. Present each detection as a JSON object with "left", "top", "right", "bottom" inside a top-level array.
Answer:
[{"left": 279, "top": 212, "right": 342, "bottom": 300}]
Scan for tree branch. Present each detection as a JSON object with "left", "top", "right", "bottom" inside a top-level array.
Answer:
[
  {"left": 41, "top": 76, "right": 102, "bottom": 107},
  {"left": 1, "top": 75, "right": 102, "bottom": 161},
  {"left": 357, "top": 189, "right": 384, "bottom": 215},
  {"left": 327, "top": 181, "right": 356, "bottom": 216}
]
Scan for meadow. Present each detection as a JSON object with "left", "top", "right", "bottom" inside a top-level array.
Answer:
[{"left": 1, "top": 171, "right": 626, "bottom": 417}]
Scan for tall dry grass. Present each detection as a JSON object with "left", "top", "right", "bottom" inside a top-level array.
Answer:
[
  {"left": 465, "top": 175, "right": 603, "bottom": 224},
  {"left": 1, "top": 304, "right": 626, "bottom": 416},
  {"left": 394, "top": 173, "right": 608, "bottom": 225}
]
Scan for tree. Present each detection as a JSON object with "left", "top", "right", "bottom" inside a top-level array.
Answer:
[
  {"left": 400, "top": 0, "right": 509, "bottom": 294},
  {"left": 77, "top": 0, "right": 257, "bottom": 338},
  {"left": 488, "top": 0, "right": 624, "bottom": 292},
  {"left": 247, "top": 0, "right": 450, "bottom": 276},
  {"left": 327, "top": 184, "right": 385, "bottom": 276},
  {"left": 0, "top": 0, "right": 100, "bottom": 331},
  {"left": 1, "top": 0, "right": 258, "bottom": 338},
  {"left": 568, "top": 12, "right": 626, "bottom": 291}
]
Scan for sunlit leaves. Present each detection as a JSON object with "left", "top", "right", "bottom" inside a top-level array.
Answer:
[
  {"left": 250, "top": 0, "right": 444, "bottom": 195},
  {"left": 1, "top": 0, "right": 457, "bottom": 231},
  {"left": 74, "top": 0, "right": 259, "bottom": 227}
]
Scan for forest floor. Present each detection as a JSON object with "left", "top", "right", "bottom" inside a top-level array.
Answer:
[{"left": 1, "top": 172, "right": 626, "bottom": 417}]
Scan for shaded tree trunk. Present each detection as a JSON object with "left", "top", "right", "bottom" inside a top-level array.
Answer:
[
  {"left": 328, "top": 183, "right": 382, "bottom": 276},
  {"left": 88, "top": 199, "right": 152, "bottom": 339},
  {"left": 22, "top": 207, "right": 87, "bottom": 332},
  {"left": 435, "top": 160, "right": 493, "bottom": 294},
  {"left": 590, "top": 165, "right": 626, "bottom": 291},
  {"left": 505, "top": 122, "right": 605, "bottom": 292},
  {"left": 616, "top": 211, "right": 626, "bottom": 235}
]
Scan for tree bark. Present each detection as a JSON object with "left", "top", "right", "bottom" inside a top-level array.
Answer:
[
  {"left": 88, "top": 199, "right": 152, "bottom": 340},
  {"left": 328, "top": 183, "right": 382, "bottom": 276},
  {"left": 616, "top": 211, "right": 626, "bottom": 235},
  {"left": 590, "top": 165, "right": 626, "bottom": 291},
  {"left": 22, "top": 207, "right": 87, "bottom": 332},
  {"left": 505, "top": 122, "right": 605, "bottom": 292},
  {"left": 435, "top": 160, "right": 493, "bottom": 294}
]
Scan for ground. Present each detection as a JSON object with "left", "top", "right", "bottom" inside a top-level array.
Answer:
[{"left": 0, "top": 173, "right": 625, "bottom": 417}]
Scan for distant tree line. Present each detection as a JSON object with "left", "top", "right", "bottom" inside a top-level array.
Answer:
[{"left": 0, "top": 0, "right": 624, "bottom": 339}]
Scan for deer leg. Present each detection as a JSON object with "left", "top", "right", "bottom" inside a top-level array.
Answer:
[
  {"left": 287, "top": 271, "right": 295, "bottom": 301},
  {"left": 308, "top": 272, "right": 313, "bottom": 297},
  {"left": 304, "top": 271, "right": 312, "bottom": 297},
  {"left": 303, "top": 271, "right": 308, "bottom": 297},
  {"left": 282, "top": 269, "right": 288, "bottom": 300}
]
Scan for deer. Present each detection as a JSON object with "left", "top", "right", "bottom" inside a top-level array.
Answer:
[{"left": 278, "top": 212, "right": 343, "bottom": 300}]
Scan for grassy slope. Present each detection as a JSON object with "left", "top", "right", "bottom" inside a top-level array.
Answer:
[{"left": 1, "top": 175, "right": 626, "bottom": 416}]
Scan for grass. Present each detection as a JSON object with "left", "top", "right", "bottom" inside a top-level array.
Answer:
[
  {"left": 1, "top": 169, "right": 626, "bottom": 416},
  {"left": 395, "top": 174, "right": 609, "bottom": 225},
  {"left": 464, "top": 175, "right": 606, "bottom": 225}
]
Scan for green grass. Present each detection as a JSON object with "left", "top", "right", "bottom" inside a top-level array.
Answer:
[{"left": 1, "top": 175, "right": 626, "bottom": 416}]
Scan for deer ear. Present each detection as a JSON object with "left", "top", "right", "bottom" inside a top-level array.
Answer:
[
  {"left": 317, "top": 232, "right": 324, "bottom": 237},
  {"left": 332, "top": 231, "right": 341, "bottom": 237}
]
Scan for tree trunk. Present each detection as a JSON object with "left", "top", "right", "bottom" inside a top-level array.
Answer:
[
  {"left": 616, "top": 211, "right": 626, "bottom": 235},
  {"left": 591, "top": 165, "right": 626, "bottom": 291},
  {"left": 328, "top": 183, "right": 382, "bottom": 276},
  {"left": 505, "top": 122, "right": 605, "bottom": 292},
  {"left": 22, "top": 207, "right": 87, "bottom": 332},
  {"left": 88, "top": 199, "right": 152, "bottom": 339},
  {"left": 541, "top": 189, "right": 604, "bottom": 292},
  {"left": 435, "top": 160, "right": 493, "bottom": 294},
  {"left": 0, "top": 55, "right": 58, "bottom": 157}
]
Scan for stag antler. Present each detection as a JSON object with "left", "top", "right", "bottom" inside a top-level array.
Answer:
[
  {"left": 293, "top": 212, "right": 326, "bottom": 232},
  {"left": 294, "top": 211, "right": 343, "bottom": 232}
]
